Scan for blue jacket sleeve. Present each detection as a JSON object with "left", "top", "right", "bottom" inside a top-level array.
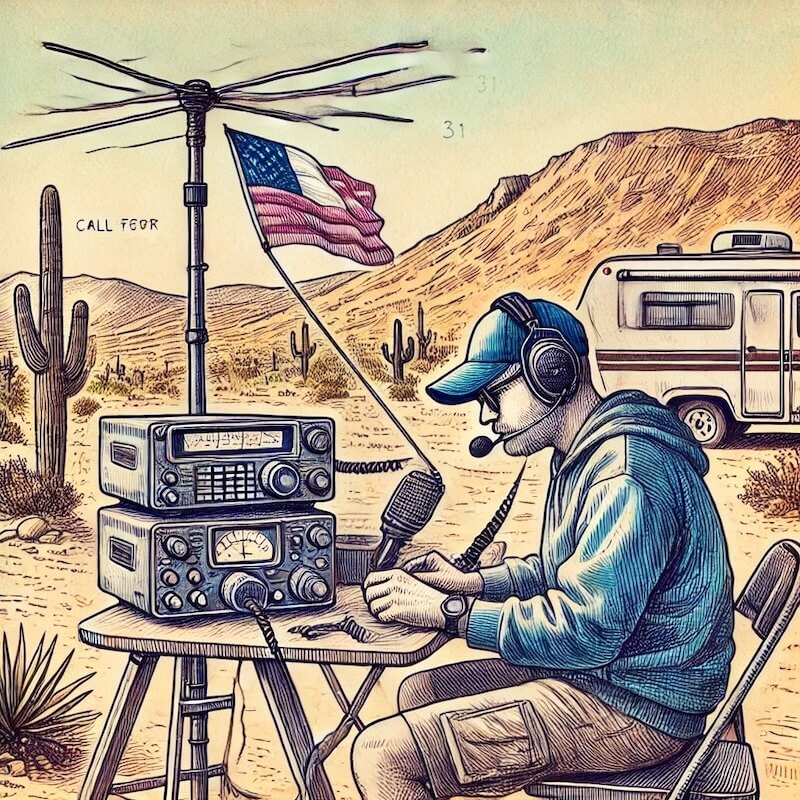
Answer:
[
  {"left": 466, "top": 476, "right": 676, "bottom": 669},
  {"left": 479, "top": 555, "right": 546, "bottom": 601}
]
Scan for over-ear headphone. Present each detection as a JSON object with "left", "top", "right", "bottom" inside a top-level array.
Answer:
[{"left": 490, "top": 292, "right": 580, "bottom": 406}]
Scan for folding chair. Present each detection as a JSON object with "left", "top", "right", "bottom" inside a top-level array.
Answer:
[{"left": 526, "top": 538, "right": 800, "bottom": 800}]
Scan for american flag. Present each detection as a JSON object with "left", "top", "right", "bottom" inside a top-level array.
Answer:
[{"left": 226, "top": 127, "right": 394, "bottom": 267}]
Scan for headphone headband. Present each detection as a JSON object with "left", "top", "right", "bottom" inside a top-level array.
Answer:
[{"left": 490, "top": 292, "right": 539, "bottom": 329}]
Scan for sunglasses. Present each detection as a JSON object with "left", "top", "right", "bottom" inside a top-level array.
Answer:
[{"left": 478, "top": 370, "right": 521, "bottom": 414}]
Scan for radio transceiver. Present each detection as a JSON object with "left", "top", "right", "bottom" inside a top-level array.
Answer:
[
  {"left": 100, "top": 414, "right": 334, "bottom": 511},
  {"left": 99, "top": 504, "right": 336, "bottom": 617}
]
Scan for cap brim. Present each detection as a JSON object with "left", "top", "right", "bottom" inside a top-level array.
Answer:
[{"left": 425, "top": 361, "right": 510, "bottom": 405}]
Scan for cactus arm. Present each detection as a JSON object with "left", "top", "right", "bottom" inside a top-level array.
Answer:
[
  {"left": 13, "top": 285, "right": 48, "bottom": 373},
  {"left": 66, "top": 333, "right": 96, "bottom": 397},
  {"left": 309, "top": 343, "right": 317, "bottom": 357},
  {"left": 63, "top": 300, "right": 89, "bottom": 384},
  {"left": 403, "top": 337, "right": 415, "bottom": 363},
  {"left": 381, "top": 342, "right": 391, "bottom": 364},
  {"left": 290, "top": 331, "right": 299, "bottom": 357}
]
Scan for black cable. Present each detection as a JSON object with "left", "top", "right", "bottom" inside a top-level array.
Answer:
[
  {"left": 335, "top": 457, "right": 410, "bottom": 474},
  {"left": 452, "top": 462, "right": 526, "bottom": 571}
]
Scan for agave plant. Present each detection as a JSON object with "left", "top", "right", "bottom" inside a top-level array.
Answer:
[{"left": 0, "top": 625, "right": 98, "bottom": 768}]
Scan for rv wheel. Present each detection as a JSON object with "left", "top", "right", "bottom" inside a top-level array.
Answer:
[{"left": 677, "top": 399, "right": 731, "bottom": 448}]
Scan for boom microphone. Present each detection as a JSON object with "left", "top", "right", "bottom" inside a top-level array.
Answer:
[
  {"left": 469, "top": 389, "right": 568, "bottom": 458},
  {"left": 370, "top": 469, "right": 445, "bottom": 572}
]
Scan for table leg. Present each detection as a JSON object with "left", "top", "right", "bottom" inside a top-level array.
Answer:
[
  {"left": 319, "top": 664, "right": 365, "bottom": 732},
  {"left": 163, "top": 658, "right": 185, "bottom": 800},
  {"left": 79, "top": 653, "right": 158, "bottom": 800},
  {"left": 252, "top": 659, "right": 336, "bottom": 800},
  {"left": 185, "top": 656, "right": 209, "bottom": 800}
]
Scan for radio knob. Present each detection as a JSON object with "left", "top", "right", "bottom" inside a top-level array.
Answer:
[
  {"left": 187, "top": 569, "right": 203, "bottom": 585},
  {"left": 307, "top": 525, "right": 332, "bottom": 548},
  {"left": 163, "top": 535, "right": 190, "bottom": 560},
  {"left": 162, "top": 470, "right": 179, "bottom": 486},
  {"left": 261, "top": 463, "right": 300, "bottom": 497},
  {"left": 289, "top": 567, "right": 330, "bottom": 603},
  {"left": 188, "top": 590, "right": 208, "bottom": 609},
  {"left": 161, "top": 489, "right": 180, "bottom": 506},
  {"left": 304, "top": 426, "right": 331, "bottom": 453},
  {"left": 161, "top": 569, "right": 180, "bottom": 586},
  {"left": 306, "top": 468, "right": 331, "bottom": 496},
  {"left": 162, "top": 592, "right": 183, "bottom": 611}
]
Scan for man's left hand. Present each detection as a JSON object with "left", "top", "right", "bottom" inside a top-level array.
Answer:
[{"left": 363, "top": 569, "right": 448, "bottom": 630}]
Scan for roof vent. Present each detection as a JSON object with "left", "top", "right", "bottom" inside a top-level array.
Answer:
[
  {"left": 656, "top": 243, "right": 683, "bottom": 255},
  {"left": 711, "top": 230, "right": 792, "bottom": 253}
]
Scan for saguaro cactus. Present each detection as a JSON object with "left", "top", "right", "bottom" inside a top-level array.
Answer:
[
  {"left": 14, "top": 186, "right": 95, "bottom": 482},
  {"left": 416, "top": 302, "right": 434, "bottom": 361},
  {"left": 290, "top": 322, "right": 317, "bottom": 383},
  {"left": 382, "top": 318, "right": 415, "bottom": 382}
]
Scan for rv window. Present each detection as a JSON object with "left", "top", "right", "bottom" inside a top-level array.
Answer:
[{"left": 639, "top": 291, "right": 734, "bottom": 329}]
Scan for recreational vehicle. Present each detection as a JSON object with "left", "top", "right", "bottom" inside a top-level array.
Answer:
[{"left": 578, "top": 229, "right": 800, "bottom": 447}]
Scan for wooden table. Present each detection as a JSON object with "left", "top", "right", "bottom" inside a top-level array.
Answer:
[{"left": 78, "top": 586, "right": 449, "bottom": 800}]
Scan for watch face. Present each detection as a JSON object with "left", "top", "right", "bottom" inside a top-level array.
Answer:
[{"left": 443, "top": 595, "right": 467, "bottom": 616}]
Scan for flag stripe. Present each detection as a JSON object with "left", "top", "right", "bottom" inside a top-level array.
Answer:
[{"left": 227, "top": 126, "right": 393, "bottom": 267}]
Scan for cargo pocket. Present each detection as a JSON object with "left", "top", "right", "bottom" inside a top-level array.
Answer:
[{"left": 440, "top": 700, "right": 551, "bottom": 786}]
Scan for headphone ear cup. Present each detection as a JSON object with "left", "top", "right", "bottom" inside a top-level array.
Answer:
[{"left": 522, "top": 337, "right": 579, "bottom": 404}]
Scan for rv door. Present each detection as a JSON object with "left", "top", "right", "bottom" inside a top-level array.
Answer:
[{"left": 742, "top": 290, "right": 784, "bottom": 417}]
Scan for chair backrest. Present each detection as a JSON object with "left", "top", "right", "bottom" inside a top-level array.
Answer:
[{"left": 666, "top": 539, "right": 800, "bottom": 800}]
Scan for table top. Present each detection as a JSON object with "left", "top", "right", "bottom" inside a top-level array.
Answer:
[{"left": 78, "top": 586, "right": 450, "bottom": 667}]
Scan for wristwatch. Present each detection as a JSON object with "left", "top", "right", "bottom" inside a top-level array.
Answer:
[{"left": 440, "top": 594, "right": 468, "bottom": 636}]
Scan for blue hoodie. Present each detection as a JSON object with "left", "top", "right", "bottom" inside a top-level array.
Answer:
[{"left": 466, "top": 390, "right": 735, "bottom": 739}]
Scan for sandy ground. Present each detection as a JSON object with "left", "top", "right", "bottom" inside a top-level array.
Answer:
[{"left": 0, "top": 387, "right": 798, "bottom": 800}]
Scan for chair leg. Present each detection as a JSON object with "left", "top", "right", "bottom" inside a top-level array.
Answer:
[
  {"left": 79, "top": 653, "right": 159, "bottom": 800},
  {"left": 163, "top": 658, "right": 186, "bottom": 800}
]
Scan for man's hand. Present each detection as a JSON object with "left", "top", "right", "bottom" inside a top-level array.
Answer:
[
  {"left": 363, "top": 569, "right": 448, "bottom": 629},
  {"left": 403, "top": 550, "right": 484, "bottom": 596}
]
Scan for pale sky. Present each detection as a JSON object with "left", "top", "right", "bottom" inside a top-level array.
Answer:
[{"left": 2, "top": 0, "right": 800, "bottom": 295}]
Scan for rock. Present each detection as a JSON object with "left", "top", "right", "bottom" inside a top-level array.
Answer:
[
  {"left": 3, "top": 760, "right": 24, "bottom": 777},
  {"left": 39, "top": 531, "right": 63, "bottom": 544},
  {"left": 765, "top": 498, "right": 789, "bottom": 517},
  {"left": 0, "top": 529, "right": 15, "bottom": 543},
  {"left": 0, "top": 752, "right": 14, "bottom": 765},
  {"left": 785, "top": 509, "right": 800, "bottom": 520},
  {"left": 34, "top": 754, "right": 51, "bottom": 770},
  {"left": 16, "top": 516, "right": 50, "bottom": 542}
]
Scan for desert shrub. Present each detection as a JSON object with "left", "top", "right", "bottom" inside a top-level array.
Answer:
[
  {"left": 145, "top": 375, "right": 180, "bottom": 398},
  {"left": 0, "top": 624, "right": 99, "bottom": 770},
  {"left": 0, "top": 374, "right": 29, "bottom": 418},
  {"left": 0, "top": 411, "right": 25, "bottom": 444},
  {"left": 425, "top": 338, "right": 460, "bottom": 368},
  {"left": 307, "top": 353, "right": 353, "bottom": 403},
  {"left": 72, "top": 396, "right": 101, "bottom": 419},
  {"left": 739, "top": 449, "right": 800, "bottom": 516},
  {"left": 388, "top": 373, "right": 420, "bottom": 402},
  {"left": 86, "top": 377, "right": 133, "bottom": 398},
  {"left": 0, "top": 457, "right": 82, "bottom": 519}
]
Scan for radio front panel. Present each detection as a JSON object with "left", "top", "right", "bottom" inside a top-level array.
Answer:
[
  {"left": 99, "top": 504, "right": 336, "bottom": 617},
  {"left": 100, "top": 414, "right": 334, "bottom": 510}
]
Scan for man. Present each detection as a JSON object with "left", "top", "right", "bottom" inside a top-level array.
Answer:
[{"left": 352, "top": 293, "right": 734, "bottom": 800}]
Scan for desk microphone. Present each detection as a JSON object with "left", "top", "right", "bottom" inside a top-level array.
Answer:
[{"left": 370, "top": 469, "right": 445, "bottom": 572}]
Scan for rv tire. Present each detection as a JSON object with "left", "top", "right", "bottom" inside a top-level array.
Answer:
[{"left": 676, "top": 398, "right": 733, "bottom": 448}]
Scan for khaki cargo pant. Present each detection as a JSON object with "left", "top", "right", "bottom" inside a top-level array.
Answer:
[{"left": 398, "top": 659, "right": 693, "bottom": 799}]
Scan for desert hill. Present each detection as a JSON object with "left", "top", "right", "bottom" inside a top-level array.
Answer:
[{"left": 2, "top": 117, "right": 800, "bottom": 373}]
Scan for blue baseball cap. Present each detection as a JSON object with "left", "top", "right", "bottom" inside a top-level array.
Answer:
[{"left": 426, "top": 298, "right": 589, "bottom": 405}]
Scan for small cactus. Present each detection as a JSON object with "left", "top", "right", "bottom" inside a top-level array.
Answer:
[
  {"left": 381, "top": 318, "right": 415, "bottom": 382},
  {"left": 416, "top": 302, "right": 434, "bottom": 361},
  {"left": 290, "top": 323, "right": 317, "bottom": 383}
]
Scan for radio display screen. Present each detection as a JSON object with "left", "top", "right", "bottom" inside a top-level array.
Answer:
[{"left": 171, "top": 425, "right": 293, "bottom": 458}]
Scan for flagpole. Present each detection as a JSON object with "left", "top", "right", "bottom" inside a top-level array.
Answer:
[{"left": 262, "top": 245, "right": 440, "bottom": 477}]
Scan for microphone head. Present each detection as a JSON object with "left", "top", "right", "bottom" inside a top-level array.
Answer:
[{"left": 469, "top": 435, "right": 497, "bottom": 458}]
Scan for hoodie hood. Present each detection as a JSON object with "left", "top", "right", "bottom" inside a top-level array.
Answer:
[{"left": 559, "top": 390, "right": 709, "bottom": 477}]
